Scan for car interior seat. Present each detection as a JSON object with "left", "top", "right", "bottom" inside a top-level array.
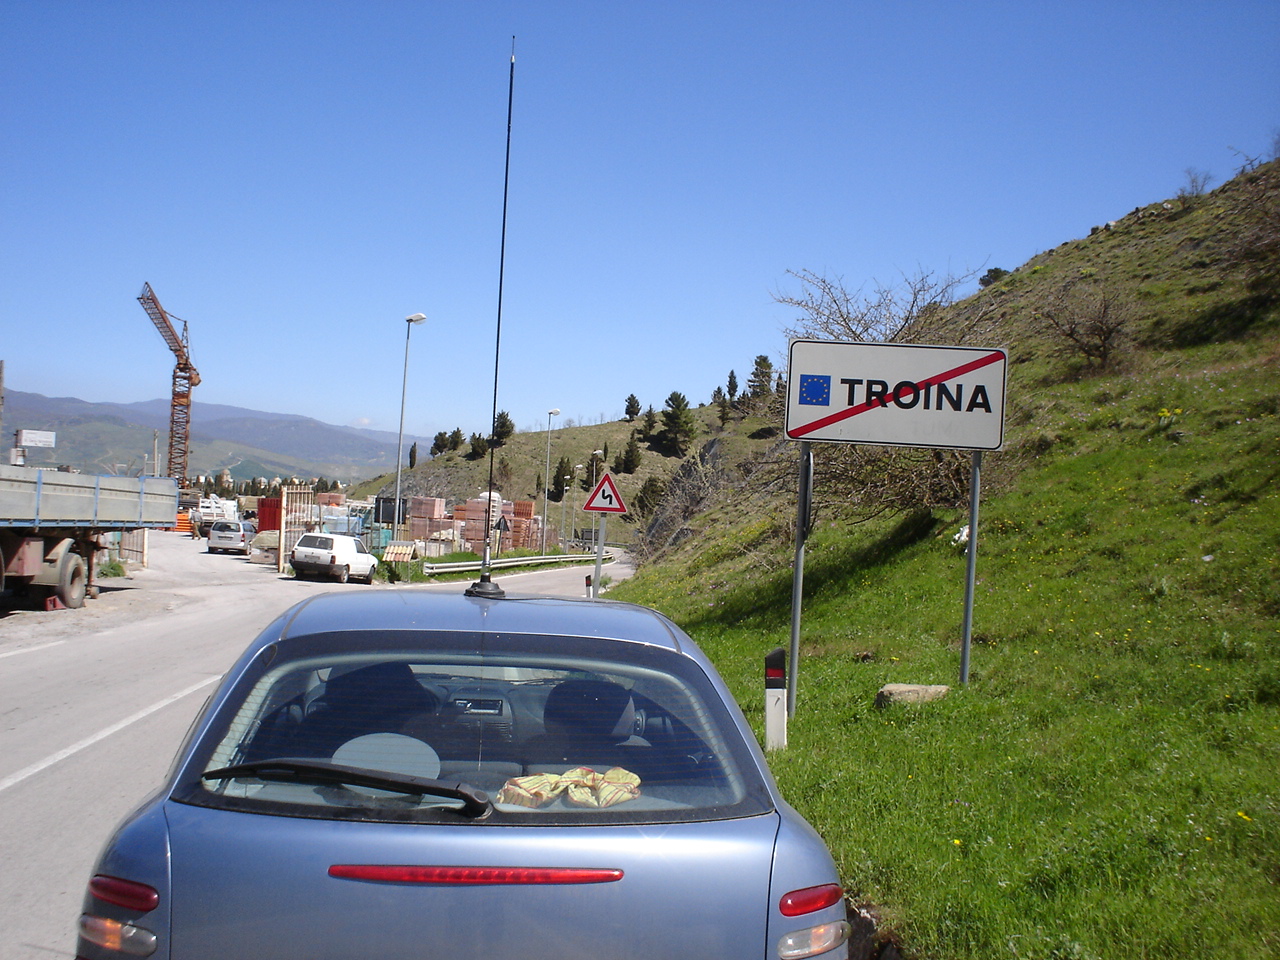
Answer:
[
  {"left": 296, "top": 662, "right": 440, "bottom": 758},
  {"left": 523, "top": 679, "right": 645, "bottom": 771}
]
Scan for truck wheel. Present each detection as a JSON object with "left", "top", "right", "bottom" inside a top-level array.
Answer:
[
  {"left": 336, "top": 565, "right": 349, "bottom": 584},
  {"left": 56, "top": 553, "right": 87, "bottom": 609}
]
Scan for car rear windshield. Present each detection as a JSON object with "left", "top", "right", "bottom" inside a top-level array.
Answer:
[
  {"left": 297, "top": 535, "right": 332, "bottom": 549},
  {"left": 173, "top": 630, "right": 772, "bottom": 825},
  {"left": 212, "top": 522, "right": 237, "bottom": 533}
]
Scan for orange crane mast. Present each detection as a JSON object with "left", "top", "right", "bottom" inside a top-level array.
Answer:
[{"left": 137, "top": 282, "right": 201, "bottom": 482}]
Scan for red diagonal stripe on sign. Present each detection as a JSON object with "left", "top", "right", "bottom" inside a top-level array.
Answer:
[{"left": 788, "top": 350, "right": 1005, "bottom": 439}]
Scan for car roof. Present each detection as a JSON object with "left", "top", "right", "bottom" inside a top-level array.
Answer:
[{"left": 270, "top": 590, "right": 688, "bottom": 654}]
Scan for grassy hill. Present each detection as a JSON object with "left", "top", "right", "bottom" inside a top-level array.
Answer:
[
  {"left": 601, "top": 162, "right": 1279, "bottom": 958},
  {"left": 348, "top": 402, "right": 786, "bottom": 541}
]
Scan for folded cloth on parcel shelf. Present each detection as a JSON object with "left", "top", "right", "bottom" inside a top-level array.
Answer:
[{"left": 497, "top": 766, "right": 641, "bottom": 809}]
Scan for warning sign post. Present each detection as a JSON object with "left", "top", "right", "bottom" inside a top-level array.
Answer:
[{"left": 582, "top": 472, "right": 627, "bottom": 598}]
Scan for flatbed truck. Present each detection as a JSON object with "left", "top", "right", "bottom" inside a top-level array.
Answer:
[{"left": 0, "top": 464, "right": 179, "bottom": 609}]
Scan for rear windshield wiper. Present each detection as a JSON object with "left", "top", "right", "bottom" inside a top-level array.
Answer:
[{"left": 203, "top": 758, "right": 493, "bottom": 818}]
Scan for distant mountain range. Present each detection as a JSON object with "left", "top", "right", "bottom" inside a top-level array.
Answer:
[{"left": 0, "top": 389, "right": 428, "bottom": 482}]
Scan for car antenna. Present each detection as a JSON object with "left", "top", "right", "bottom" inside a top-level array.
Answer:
[{"left": 467, "top": 38, "right": 517, "bottom": 600}]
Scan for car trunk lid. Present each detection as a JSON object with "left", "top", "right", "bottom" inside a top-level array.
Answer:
[{"left": 166, "top": 801, "right": 780, "bottom": 959}]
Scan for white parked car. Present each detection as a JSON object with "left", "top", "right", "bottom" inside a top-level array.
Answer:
[{"left": 290, "top": 533, "right": 378, "bottom": 584}]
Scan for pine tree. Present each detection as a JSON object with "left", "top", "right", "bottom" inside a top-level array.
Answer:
[
  {"left": 624, "top": 394, "right": 641, "bottom": 421},
  {"left": 624, "top": 434, "right": 642, "bottom": 473},
  {"left": 491, "top": 410, "right": 515, "bottom": 446},
  {"left": 408, "top": 442, "right": 418, "bottom": 469},
  {"left": 727, "top": 370, "right": 738, "bottom": 401},
  {"left": 641, "top": 405, "right": 658, "bottom": 440},
  {"left": 747, "top": 355, "right": 774, "bottom": 398},
  {"left": 660, "top": 391, "right": 697, "bottom": 457}
]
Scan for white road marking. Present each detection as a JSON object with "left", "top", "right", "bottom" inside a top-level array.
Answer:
[
  {"left": 0, "top": 675, "right": 219, "bottom": 794},
  {"left": 0, "top": 640, "right": 66, "bottom": 660}
]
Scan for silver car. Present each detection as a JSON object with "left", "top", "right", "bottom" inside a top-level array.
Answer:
[
  {"left": 76, "top": 591, "right": 851, "bottom": 960},
  {"left": 206, "top": 520, "right": 256, "bottom": 555}
]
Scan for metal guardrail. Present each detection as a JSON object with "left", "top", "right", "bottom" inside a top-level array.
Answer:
[{"left": 420, "top": 551, "right": 614, "bottom": 576}]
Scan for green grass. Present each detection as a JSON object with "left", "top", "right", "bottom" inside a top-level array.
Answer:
[{"left": 608, "top": 336, "right": 1280, "bottom": 958}]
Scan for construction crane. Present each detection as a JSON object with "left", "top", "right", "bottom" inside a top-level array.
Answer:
[{"left": 137, "top": 282, "right": 201, "bottom": 482}]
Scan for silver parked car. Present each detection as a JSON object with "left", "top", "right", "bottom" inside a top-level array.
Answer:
[
  {"left": 206, "top": 520, "right": 256, "bottom": 555},
  {"left": 76, "top": 591, "right": 851, "bottom": 960}
]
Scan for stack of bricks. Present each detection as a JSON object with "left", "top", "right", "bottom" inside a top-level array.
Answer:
[{"left": 410, "top": 497, "right": 446, "bottom": 519}]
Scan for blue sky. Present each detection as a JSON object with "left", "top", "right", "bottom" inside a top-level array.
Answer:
[{"left": 2, "top": 1, "right": 1277, "bottom": 444}]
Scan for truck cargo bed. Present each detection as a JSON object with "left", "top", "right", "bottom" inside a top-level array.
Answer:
[{"left": 0, "top": 465, "right": 178, "bottom": 529}]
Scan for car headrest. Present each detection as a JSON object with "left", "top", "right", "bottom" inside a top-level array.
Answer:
[{"left": 543, "top": 679, "right": 635, "bottom": 741}]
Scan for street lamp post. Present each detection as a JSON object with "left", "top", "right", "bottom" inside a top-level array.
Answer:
[
  {"left": 541, "top": 407, "right": 559, "bottom": 554},
  {"left": 572, "top": 464, "right": 583, "bottom": 548},
  {"left": 561, "top": 474, "right": 572, "bottom": 550},
  {"left": 393, "top": 313, "right": 427, "bottom": 542}
]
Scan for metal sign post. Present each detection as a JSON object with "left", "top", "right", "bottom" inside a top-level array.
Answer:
[
  {"left": 582, "top": 472, "right": 628, "bottom": 599},
  {"left": 785, "top": 340, "right": 1008, "bottom": 687},
  {"left": 788, "top": 442, "right": 812, "bottom": 716}
]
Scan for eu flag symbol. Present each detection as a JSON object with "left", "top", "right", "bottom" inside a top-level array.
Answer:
[{"left": 798, "top": 374, "right": 831, "bottom": 406}]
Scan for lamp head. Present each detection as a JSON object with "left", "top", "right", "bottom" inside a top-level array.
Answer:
[
  {"left": 548, "top": 408, "right": 560, "bottom": 416},
  {"left": 406, "top": 313, "right": 427, "bottom": 324}
]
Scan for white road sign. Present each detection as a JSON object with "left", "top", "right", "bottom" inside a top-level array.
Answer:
[
  {"left": 582, "top": 472, "right": 628, "bottom": 514},
  {"left": 17, "top": 430, "right": 56, "bottom": 448},
  {"left": 785, "top": 340, "right": 1008, "bottom": 450}
]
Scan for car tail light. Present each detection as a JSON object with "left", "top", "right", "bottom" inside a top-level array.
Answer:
[
  {"left": 775, "top": 883, "right": 848, "bottom": 959},
  {"left": 777, "top": 920, "right": 852, "bottom": 959},
  {"left": 329, "top": 864, "right": 624, "bottom": 885},
  {"left": 779, "top": 883, "right": 843, "bottom": 917},
  {"left": 89, "top": 876, "right": 159, "bottom": 912},
  {"left": 78, "top": 915, "right": 158, "bottom": 956},
  {"left": 330, "top": 554, "right": 337, "bottom": 564},
  {"left": 80, "top": 876, "right": 160, "bottom": 956}
]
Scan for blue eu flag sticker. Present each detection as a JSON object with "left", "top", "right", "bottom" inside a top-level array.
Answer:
[{"left": 798, "top": 374, "right": 831, "bottom": 406}]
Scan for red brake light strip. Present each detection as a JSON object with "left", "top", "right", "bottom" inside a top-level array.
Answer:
[{"left": 330, "top": 864, "right": 623, "bottom": 885}]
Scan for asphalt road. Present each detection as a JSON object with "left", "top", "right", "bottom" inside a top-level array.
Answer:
[{"left": 0, "top": 531, "right": 632, "bottom": 960}]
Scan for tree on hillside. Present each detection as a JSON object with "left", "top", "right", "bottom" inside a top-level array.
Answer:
[
  {"left": 582, "top": 450, "right": 606, "bottom": 490},
  {"left": 640, "top": 405, "right": 658, "bottom": 441},
  {"left": 1222, "top": 159, "right": 1280, "bottom": 286},
  {"left": 746, "top": 355, "right": 774, "bottom": 401},
  {"left": 727, "top": 370, "right": 738, "bottom": 402},
  {"left": 430, "top": 431, "right": 450, "bottom": 456},
  {"left": 550, "top": 456, "right": 573, "bottom": 502},
  {"left": 717, "top": 394, "right": 731, "bottom": 428},
  {"left": 467, "top": 433, "right": 489, "bottom": 460},
  {"left": 979, "top": 267, "right": 1010, "bottom": 288},
  {"left": 1036, "top": 279, "right": 1136, "bottom": 370},
  {"left": 624, "top": 394, "right": 641, "bottom": 422},
  {"left": 408, "top": 442, "right": 418, "bottom": 469},
  {"left": 614, "top": 434, "right": 642, "bottom": 474},
  {"left": 1178, "top": 167, "right": 1214, "bottom": 206},
  {"left": 634, "top": 475, "right": 666, "bottom": 517},
  {"left": 448, "top": 428, "right": 465, "bottom": 451},
  {"left": 711, "top": 385, "right": 725, "bottom": 405},
  {"left": 660, "top": 391, "right": 698, "bottom": 457},
  {"left": 775, "top": 266, "right": 980, "bottom": 345},
  {"left": 771, "top": 265, "right": 987, "bottom": 527},
  {"left": 491, "top": 410, "right": 515, "bottom": 446}
]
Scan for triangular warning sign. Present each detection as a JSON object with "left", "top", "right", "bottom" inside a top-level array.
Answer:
[{"left": 582, "top": 472, "right": 628, "bottom": 514}]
